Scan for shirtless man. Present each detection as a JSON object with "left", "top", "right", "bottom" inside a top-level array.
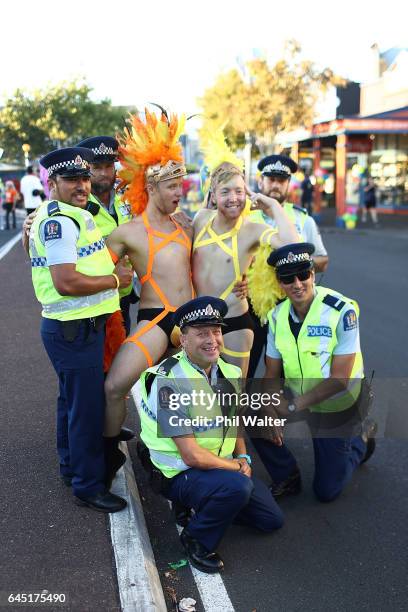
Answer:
[
  {"left": 192, "top": 162, "right": 298, "bottom": 377},
  {"left": 104, "top": 163, "right": 193, "bottom": 435}
]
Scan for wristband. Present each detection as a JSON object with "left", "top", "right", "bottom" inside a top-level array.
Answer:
[
  {"left": 237, "top": 453, "right": 252, "bottom": 466},
  {"left": 111, "top": 273, "right": 120, "bottom": 289}
]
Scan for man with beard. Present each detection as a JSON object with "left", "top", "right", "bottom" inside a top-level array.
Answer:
[
  {"left": 77, "top": 136, "right": 136, "bottom": 334},
  {"left": 247, "top": 154, "right": 329, "bottom": 378}
]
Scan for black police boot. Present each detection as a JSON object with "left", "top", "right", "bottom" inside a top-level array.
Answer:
[
  {"left": 270, "top": 467, "right": 302, "bottom": 499},
  {"left": 104, "top": 437, "right": 127, "bottom": 489},
  {"left": 173, "top": 501, "right": 192, "bottom": 527},
  {"left": 118, "top": 427, "right": 135, "bottom": 442},
  {"left": 180, "top": 529, "right": 224, "bottom": 574},
  {"left": 75, "top": 490, "right": 127, "bottom": 513},
  {"left": 360, "top": 418, "right": 378, "bottom": 464}
]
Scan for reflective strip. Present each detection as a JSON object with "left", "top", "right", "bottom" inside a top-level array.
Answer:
[
  {"left": 77, "top": 238, "right": 106, "bottom": 258},
  {"left": 141, "top": 398, "right": 157, "bottom": 422},
  {"left": 149, "top": 449, "right": 189, "bottom": 471},
  {"left": 42, "top": 289, "right": 117, "bottom": 315},
  {"left": 318, "top": 304, "right": 334, "bottom": 378},
  {"left": 31, "top": 257, "right": 47, "bottom": 267}
]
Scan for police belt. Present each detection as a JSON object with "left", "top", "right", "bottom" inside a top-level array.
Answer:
[{"left": 49, "top": 314, "right": 109, "bottom": 342}]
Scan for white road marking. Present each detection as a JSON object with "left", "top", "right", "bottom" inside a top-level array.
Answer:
[
  {"left": 0, "top": 232, "right": 22, "bottom": 261},
  {"left": 174, "top": 520, "right": 236, "bottom": 612},
  {"left": 110, "top": 446, "right": 167, "bottom": 612}
]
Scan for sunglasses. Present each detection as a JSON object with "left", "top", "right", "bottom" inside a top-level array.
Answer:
[{"left": 278, "top": 269, "right": 312, "bottom": 285}]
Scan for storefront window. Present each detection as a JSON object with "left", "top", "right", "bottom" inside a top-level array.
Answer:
[{"left": 369, "top": 134, "right": 408, "bottom": 207}]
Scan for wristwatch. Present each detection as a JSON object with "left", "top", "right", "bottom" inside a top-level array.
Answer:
[
  {"left": 287, "top": 403, "right": 297, "bottom": 413},
  {"left": 237, "top": 453, "right": 252, "bottom": 465}
]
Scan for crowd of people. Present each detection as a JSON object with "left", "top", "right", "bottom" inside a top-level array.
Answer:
[{"left": 22, "top": 109, "right": 377, "bottom": 574}]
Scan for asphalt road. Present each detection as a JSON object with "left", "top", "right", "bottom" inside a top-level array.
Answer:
[
  {"left": 0, "top": 240, "right": 121, "bottom": 611},
  {"left": 1, "top": 225, "right": 407, "bottom": 611},
  {"left": 133, "top": 226, "right": 408, "bottom": 611}
]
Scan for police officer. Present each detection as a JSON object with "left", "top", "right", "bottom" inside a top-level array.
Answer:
[
  {"left": 76, "top": 136, "right": 136, "bottom": 334},
  {"left": 137, "top": 296, "right": 283, "bottom": 573},
  {"left": 247, "top": 154, "right": 329, "bottom": 378},
  {"left": 252, "top": 242, "right": 376, "bottom": 502},
  {"left": 29, "top": 147, "right": 133, "bottom": 513}
]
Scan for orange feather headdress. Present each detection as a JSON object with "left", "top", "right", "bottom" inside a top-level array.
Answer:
[{"left": 117, "top": 107, "right": 186, "bottom": 215}]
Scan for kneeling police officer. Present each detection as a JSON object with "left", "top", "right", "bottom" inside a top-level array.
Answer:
[
  {"left": 253, "top": 242, "right": 376, "bottom": 503},
  {"left": 138, "top": 296, "right": 283, "bottom": 573}
]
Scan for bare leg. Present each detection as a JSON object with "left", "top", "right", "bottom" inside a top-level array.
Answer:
[
  {"left": 361, "top": 207, "right": 367, "bottom": 222},
  {"left": 370, "top": 208, "right": 378, "bottom": 224},
  {"left": 221, "top": 329, "right": 254, "bottom": 378},
  {"left": 104, "top": 322, "right": 169, "bottom": 436}
]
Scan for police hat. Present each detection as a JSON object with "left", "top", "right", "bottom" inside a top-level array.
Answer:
[
  {"left": 40, "top": 147, "right": 94, "bottom": 178},
  {"left": 174, "top": 296, "right": 228, "bottom": 330},
  {"left": 77, "top": 136, "right": 118, "bottom": 162},
  {"left": 258, "top": 154, "right": 298, "bottom": 179},
  {"left": 268, "top": 242, "right": 315, "bottom": 276}
]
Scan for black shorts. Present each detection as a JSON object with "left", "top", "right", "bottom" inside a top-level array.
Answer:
[{"left": 224, "top": 310, "right": 255, "bottom": 335}]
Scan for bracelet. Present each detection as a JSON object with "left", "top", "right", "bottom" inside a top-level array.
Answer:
[
  {"left": 111, "top": 273, "right": 120, "bottom": 289},
  {"left": 237, "top": 453, "right": 252, "bottom": 466}
]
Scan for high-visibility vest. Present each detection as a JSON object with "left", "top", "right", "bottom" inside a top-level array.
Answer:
[
  {"left": 88, "top": 192, "right": 132, "bottom": 238},
  {"left": 248, "top": 202, "right": 308, "bottom": 238},
  {"left": 29, "top": 200, "right": 119, "bottom": 321},
  {"left": 139, "top": 352, "right": 242, "bottom": 478},
  {"left": 88, "top": 193, "right": 133, "bottom": 298},
  {"left": 267, "top": 286, "right": 364, "bottom": 413}
]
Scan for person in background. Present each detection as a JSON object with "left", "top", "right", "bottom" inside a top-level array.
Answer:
[
  {"left": 3, "top": 180, "right": 18, "bottom": 230},
  {"left": 362, "top": 177, "right": 379, "bottom": 226},
  {"left": 300, "top": 170, "right": 314, "bottom": 215},
  {"left": 20, "top": 166, "right": 44, "bottom": 215}
]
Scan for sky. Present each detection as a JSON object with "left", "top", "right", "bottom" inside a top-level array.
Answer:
[{"left": 2, "top": 0, "right": 407, "bottom": 130}]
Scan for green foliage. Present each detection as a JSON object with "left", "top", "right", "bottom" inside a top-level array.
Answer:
[
  {"left": 199, "top": 40, "right": 345, "bottom": 153},
  {"left": 0, "top": 79, "right": 135, "bottom": 162}
]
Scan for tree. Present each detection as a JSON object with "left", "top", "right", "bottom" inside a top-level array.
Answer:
[
  {"left": 0, "top": 79, "right": 135, "bottom": 162},
  {"left": 198, "top": 40, "right": 345, "bottom": 153}
]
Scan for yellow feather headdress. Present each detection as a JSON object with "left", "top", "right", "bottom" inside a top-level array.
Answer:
[
  {"left": 200, "top": 122, "right": 244, "bottom": 174},
  {"left": 199, "top": 122, "right": 252, "bottom": 213},
  {"left": 117, "top": 107, "right": 186, "bottom": 215}
]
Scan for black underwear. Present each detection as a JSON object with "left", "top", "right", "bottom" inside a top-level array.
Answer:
[
  {"left": 224, "top": 310, "right": 255, "bottom": 335},
  {"left": 137, "top": 308, "right": 177, "bottom": 346}
]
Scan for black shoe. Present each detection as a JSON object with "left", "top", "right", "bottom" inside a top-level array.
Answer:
[
  {"left": 118, "top": 427, "right": 135, "bottom": 442},
  {"left": 180, "top": 529, "right": 224, "bottom": 574},
  {"left": 360, "top": 418, "right": 378, "bottom": 464},
  {"left": 60, "top": 475, "right": 72, "bottom": 487},
  {"left": 270, "top": 467, "right": 302, "bottom": 499},
  {"left": 104, "top": 437, "right": 127, "bottom": 489},
  {"left": 75, "top": 491, "right": 127, "bottom": 513},
  {"left": 173, "top": 501, "right": 192, "bottom": 527}
]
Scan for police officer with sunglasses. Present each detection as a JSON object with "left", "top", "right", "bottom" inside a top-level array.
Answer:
[{"left": 251, "top": 242, "right": 377, "bottom": 504}]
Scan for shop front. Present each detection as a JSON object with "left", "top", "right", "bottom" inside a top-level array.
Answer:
[{"left": 279, "top": 107, "right": 408, "bottom": 220}]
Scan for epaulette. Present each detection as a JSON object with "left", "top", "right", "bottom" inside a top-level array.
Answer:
[
  {"left": 323, "top": 294, "right": 346, "bottom": 311},
  {"left": 293, "top": 204, "right": 308, "bottom": 215},
  {"left": 155, "top": 355, "right": 180, "bottom": 377},
  {"left": 145, "top": 355, "right": 180, "bottom": 397},
  {"left": 47, "top": 200, "right": 60, "bottom": 216},
  {"left": 86, "top": 201, "right": 100, "bottom": 216}
]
